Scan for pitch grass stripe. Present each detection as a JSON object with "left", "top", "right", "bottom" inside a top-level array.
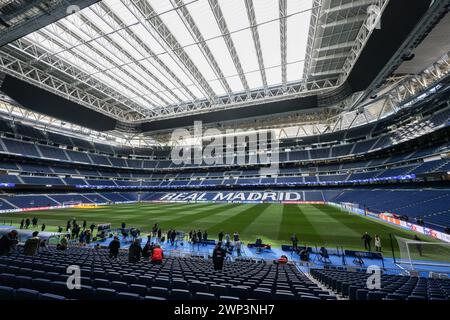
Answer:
[
  {"left": 129, "top": 203, "right": 221, "bottom": 222},
  {"left": 209, "top": 203, "right": 269, "bottom": 236},
  {"left": 276, "top": 204, "right": 323, "bottom": 244},
  {"left": 242, "top": 204, "right": 284, "bottom": 243},
  {"left": 311, "top": 204, "right": 382, "bottom": 236},
  {"left": 162, "top": 203, "right": 239, "bottom": 229},
  {"left": 188, "top": 204, "right": 258, "bottom": 230},
  {"left": 301, "top": 204, "right": 362, "bottom": 249},
  {"left": 294, "top": 205, "right": 324, "bottom": 245}
]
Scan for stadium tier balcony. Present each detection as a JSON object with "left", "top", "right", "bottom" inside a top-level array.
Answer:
[{"left": 0, "top": 247, "right": 333, "bottom": 300}]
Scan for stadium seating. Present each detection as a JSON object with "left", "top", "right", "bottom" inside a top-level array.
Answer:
[
  {"left": 0, "top": 247, "right": 334, "bottom": 300},
  {"left": 310, "top": 268, "right": 450, "bottom": 300}
]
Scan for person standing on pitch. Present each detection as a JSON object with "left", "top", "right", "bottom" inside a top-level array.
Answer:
[
  {"left": 202, "top": 230, "right": 208, "bottom": 246},
  {"left": 235, "top": 240, "right": 242, "bottom": 257},
  {"left": 291, "top": 234, "right": 298, "bottom": 252},
  {"left": 157, "top": 228, "right": 162, "bottom": 243},
  {"left": 212, "top": 242, "right": 226, "bottom": 271},
  {"left": 374, "top": 235, "right": 382, "bottom": 252},
  {"left": 218, "top": 231, "right": 224, "bottom": 242},
  {"left": 361, "top": 232, "right": 372, "bottom": 251}
]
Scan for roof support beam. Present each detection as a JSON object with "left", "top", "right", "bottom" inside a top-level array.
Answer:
[
  {"left": 279, "top": 0, "right": 287, "bottom": 90},
  {"left": 208, "top": 0, "right": 251, "bottom": 95},
  {"left": 0, "top": 0, "right": 100, "bottom": 47},
  {"left": 4, "top": 34, "right": 153, "bottom": 118},
  {"left": 244, "top": 0, "right": 268, "bottom": 91},
  {"left": 124, "top": 0, "right": 217, "bottom": 102},
  {"left": 303, "top": 0, "right": 322, "bottom": 79},
  {"left": 88, "top": 3, "right": 187, "bottom": 109},
  {"left": 171, "top": 0, "right": 232, "bottom": 96},
  {"left": 0, "top": 50, "right": 135, "bottom": 121},
  {"left": 321, "top": 14, "right": 366, "bottom": 28}
]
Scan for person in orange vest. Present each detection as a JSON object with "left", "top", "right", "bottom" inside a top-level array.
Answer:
[
  {"left": 278, "top": 255, "right": 288, "bottom": 264},
  {"left": 151, "top": 244, "right": 164, "bottom": 265}
]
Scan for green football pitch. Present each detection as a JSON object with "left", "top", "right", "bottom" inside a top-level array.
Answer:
[{"left": 0, "top": 202, "right": 443, "bottom": 255}]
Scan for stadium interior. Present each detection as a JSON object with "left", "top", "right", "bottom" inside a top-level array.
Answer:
[{"left": 0, "top": 0, "right": 449, "bottom": 304}]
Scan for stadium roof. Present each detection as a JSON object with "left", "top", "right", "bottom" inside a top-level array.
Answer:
[
  {"left": 0, "top": 0, "right": 445, "bottom": 134},
  {"left": 0, "top": 0, "right": 390, "bottom": 121}
]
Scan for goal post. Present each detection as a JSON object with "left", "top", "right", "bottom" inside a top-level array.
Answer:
[{"left": 395, "top": 236, "right": 450, "bottom": 270}]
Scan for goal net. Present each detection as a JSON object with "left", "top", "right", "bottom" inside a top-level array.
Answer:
[{"left": 395, "top": 236, "right": 450, "bottom": 270}]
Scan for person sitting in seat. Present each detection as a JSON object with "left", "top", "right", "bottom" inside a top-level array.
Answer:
[
  {"left": 277, "top": 255, "right": 288, "bottom": 264},
  {"left": 299, "top": 248, "right": 309, "bottom": 262},
  {"left": 57, "top": 235, "right": 68, "bottom": 251},
  {"left": 128, "top": 239, "right": 142, "bottom": 263},
  {"left": 24, "top": 231, "right": 40, "bottom": 256},
  {"left": 151, "top": 245, "right": 164, "bottom": 265},
  {"left": 142, "top": 241, "right": 153, "bottom": 259},
  {"left": 0, "top": 230, "right": 18, "bottom": 255}
]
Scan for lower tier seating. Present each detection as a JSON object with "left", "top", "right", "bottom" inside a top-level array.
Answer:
[
  {"left": 0, "top": 247, "right": 333, "bottom": 300},
  {"left": 311, "top": 268, "right": 450, "bottom": 300}
]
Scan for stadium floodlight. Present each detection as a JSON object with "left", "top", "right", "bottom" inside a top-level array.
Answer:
[{"left": 395, "top": 236, "right": 450, "bottom": 271}]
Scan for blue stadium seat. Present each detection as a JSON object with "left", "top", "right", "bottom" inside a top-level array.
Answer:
[
  {"left": 15, "top": 288, "right": 40, "bottom": 300},
  {"left": 129, "top": 284, "right": 148, "bottom": 296},
  {"left": 116, "top": 292, "right": 140, "bottom": 300},
  {"left": 0, "top": 286, "right": 14, "bottom": 300},
  {"left": 170, "top": 289, "right": 192, "bottom": 300},
  {"left": 193, "top": 292, "right": 216, "bottom": 300},
  {"left": 219, "top": 295, "right": 240, "bottom": 300},
  {"left": 149, "top": 287, "right": 169, "bottom": 299},
  {"left": 144, "top": 296, "right": 167, "bottom": 301},
  {"left": 39, "top": 293, "right": 66, "bottom": 300},
  {"left": 95, "top": 288, "right": 117, "bottom": 300}
]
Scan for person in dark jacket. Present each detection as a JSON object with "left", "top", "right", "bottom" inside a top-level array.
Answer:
[
  {"left": 192, "top": 233, "right": 198, "bottom": 250},
  {"left": 157, "top": 228, "right": 162, "bottom": 243},
  {"left": 128, "top": 239, "right": 142, "bottom": 263},
  {"left": 19, "top": 219, "right": 25, "bottom": 229},
  {"left": 361, "top": 232, "right": 372, "bottom": 251},
  {"left": 32, "top": 217, "right": 38, "bottom": 227},
  {"left": 25, "top": 218, "right": 31, "bottom": 229},
  {"left": 66, "top": 220, "right": 71, "bottom": 231},
  {"left": 0, "top": 230, "right": 18, "bottom": 255},
  {"left": 212, "top": 242, "right": 226, "bottom": 271},
  {"left": 142, "top": 242, "right": 153, "bottom": 259},
  {"left": 291, "top": 234, "right": 298, "bottom": 252},
  {"left": 197, "top": 230, "right": 202, "bottom": 243},
  {"left": 109, "top": 236, "right": 121, "bottom": 259},
  {"left": 218, "top": 231, "right": 224, "bottom": 242},
  {"left": 82, "top": 220, "right": 87, "bottom": 230},
  {"left": 170, "top": 230, "right": 177, "bottom": 246},
  {"left": 41, "top": 224, "right": 46, "bottom": 232},
  {"left": 202, "top": 231, "right": 208, "bottom": 246},
  {"left": 89, "top": 223, "right": 96, "bottom": 234}
]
